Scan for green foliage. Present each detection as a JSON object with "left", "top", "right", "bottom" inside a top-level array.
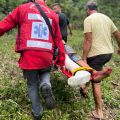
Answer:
[
  {"left": 0, "top": 0, "right": 119, "bottom": 28},
  {"left": 59, "top": 0, "right": 120, "bottom": 28},
  {"left": 0, "top": 0, "right": 120, "bottom": 119},
  {"left": 0, "top": 30, "right": 120, "bottom": 120},
  {"left": 97, "top": 0, "right": 120, "bottom": 28},
  {"left": 0, "top": 0, "right": 23, "bottom": 14}
]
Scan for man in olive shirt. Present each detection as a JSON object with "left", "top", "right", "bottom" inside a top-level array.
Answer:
[{"left": 82, "top": 1, "right": 120, "bottom": 119}]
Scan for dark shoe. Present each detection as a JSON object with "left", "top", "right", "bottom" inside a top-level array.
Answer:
[
  {"left": 32, "top": 113, "right": 42, "bottom": 120},
  {"left": 41, "top": 84, "right": 56, "bottom": 110},
  {"left": 33, "top": 115, "right": 42, "bottom": 120}
]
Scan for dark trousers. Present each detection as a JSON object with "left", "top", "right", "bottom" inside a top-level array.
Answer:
[
  {"left": 87, "top": 54, "right": 112, "bottom": 71},
  {"left": 23, "top": 68, "right": 51, "bottom": 116}
]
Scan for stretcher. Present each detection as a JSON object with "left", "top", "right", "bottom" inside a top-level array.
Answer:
[{"left": 59, "top": 67, "right": 112, "bottom": 87}]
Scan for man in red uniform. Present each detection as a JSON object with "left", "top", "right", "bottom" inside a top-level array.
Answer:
[{"left": 0, "top": 0, "right": 65, "bottom": 120}]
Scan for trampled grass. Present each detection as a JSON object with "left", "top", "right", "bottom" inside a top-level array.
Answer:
[{"left": 0, "top": 30, "right": 120, "bottom": 120}]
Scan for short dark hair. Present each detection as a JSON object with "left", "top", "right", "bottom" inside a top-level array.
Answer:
[
  {"left": 86, "top": 1, "right": 97, "bottom": 10},
  {"left": 27, "top": 0, "right": 35, "bottom": 2}
]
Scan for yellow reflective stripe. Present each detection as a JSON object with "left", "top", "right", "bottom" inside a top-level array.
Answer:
[{"left": 71, "top": 67, "right": 94, "bottom": 75}]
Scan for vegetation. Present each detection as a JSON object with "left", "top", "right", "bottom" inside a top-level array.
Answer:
[
  {"left": 0, "top": 0, "right": 120, "bottom": 28},
  {"left": 0, "top": 0, "right": 120, "bottom": 120},
  {"left": 0, "top": 30, "right": 120, "bottom": 120}
]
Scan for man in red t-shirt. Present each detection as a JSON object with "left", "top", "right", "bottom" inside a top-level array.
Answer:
[{"left": 0, "top": 0, "right": 65, "bottom": 119}]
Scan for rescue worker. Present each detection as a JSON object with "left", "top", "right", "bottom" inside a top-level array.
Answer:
[{"left": 0, "top": 0, "right": 65, "bottom": 120}]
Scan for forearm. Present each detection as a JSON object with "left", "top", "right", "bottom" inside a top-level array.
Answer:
[
  {"left": 76, "top": 59, "right": 90, "bottom": 67},
  {"left": 82, "top": 33, "right": 92, "bottom": 60},
  {"left": 0, "top": 8, "right": 19, "bottom": 36},
  {"left": 82, "top": 39, "right": 92, "bottom": 60},
  {"left": 113, "top": 31, "right": 120, "bottom": 48},
  {"left": 82, "top": 41, "right": 91, "bottom": 59},
  {"left": 68, "top": 24, "right": 72, "bottom": 34},
  {"left": 116, "top": 37, "right": 120, "bottom": 48}
]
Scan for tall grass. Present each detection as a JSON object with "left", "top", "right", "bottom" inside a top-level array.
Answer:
[{"left": 0, "top": 30, "right": 120, "bottom": 120}]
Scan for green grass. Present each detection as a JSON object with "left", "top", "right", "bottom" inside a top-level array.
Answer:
[{"left": 0, "top": 30, "right": 120, "bottom": 120}]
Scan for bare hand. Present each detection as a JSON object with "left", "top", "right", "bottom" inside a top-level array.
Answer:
[
  {"left": 83, "top": 59, "right": 87, "bottom": 64},
  {"left": 82, "top": 56, "right": 87, "bottom": 63}
]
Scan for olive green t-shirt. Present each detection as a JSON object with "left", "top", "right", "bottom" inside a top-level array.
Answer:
[{"left": 84, "top": 13, "right": 118, "bottom": 57}]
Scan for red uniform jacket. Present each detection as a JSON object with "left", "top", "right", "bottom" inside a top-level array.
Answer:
[{"left": 0, "top": 1, "right": 65, "bottom": 69}]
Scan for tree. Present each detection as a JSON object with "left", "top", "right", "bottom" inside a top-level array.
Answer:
[{"left": 0, "top": 0, "right": 119, "bottom": 28}]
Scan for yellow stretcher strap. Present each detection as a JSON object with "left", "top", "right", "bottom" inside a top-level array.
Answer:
[{"left": 71, "top": 67, "right": 94, "bottom": 75}]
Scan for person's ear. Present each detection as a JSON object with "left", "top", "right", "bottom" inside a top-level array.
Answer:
[{"left": 86, "top": 9, "right": 90, "bottom": 15}]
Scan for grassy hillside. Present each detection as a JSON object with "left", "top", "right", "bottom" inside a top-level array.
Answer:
[{"left": 0, "top": 30, "right": 120, "bottom": 120}]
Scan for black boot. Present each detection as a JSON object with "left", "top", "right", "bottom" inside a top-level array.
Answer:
[
  {"left": 41, "top": 84, "right": 56, "bottom": 110},
  {"left": 32, "top": 113, "right": 42, "bottom": 120},
  {"left": 33, "top": 115, "right": 42, "bottom": 120}
]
